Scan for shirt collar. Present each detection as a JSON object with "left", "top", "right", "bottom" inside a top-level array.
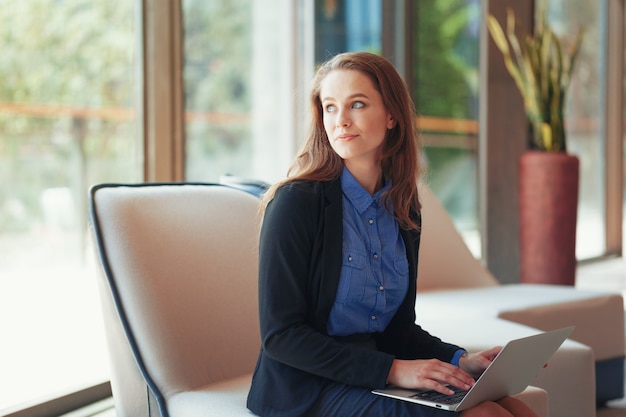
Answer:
[{"left": 341, "top": 166, "right": 391, "bottom": 214}]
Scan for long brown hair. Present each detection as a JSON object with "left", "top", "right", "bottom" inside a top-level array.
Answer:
[{"left": 263, "top": 51, "right": 422, "bottom": 230}]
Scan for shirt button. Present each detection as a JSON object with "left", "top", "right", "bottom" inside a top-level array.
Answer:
[
  {"left": 373, "top": 253, "right": 379, "bottom": 259},
  {"left": 368, "top": 219, "right": 374, "bottom": 225},
  {"left": 379, "top": 285, "right": 384, "bottom": 291},
  {"left": 371, "top": 315, "right": 377, "bottom": 321},
  {"left": 348, "top": 256, "right": 353, "bottom": 262}
]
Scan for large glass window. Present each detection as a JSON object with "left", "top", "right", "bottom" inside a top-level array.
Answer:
[
  {"left": 183, "top": 0, "right": 300, "bottom": 184},
  {"left": 183, "top": 0, "right": 253, "bottom": 181},
  {"left": 314, "top": 0, "right": 382, "bottom": 61},
  {"left": 0, "top": 1, "right": 141, "bottom": 411},
  {"left": 413, "top": 0, "right": 481, "bottom": 255},
  {"left": 542, "top": 0, "right": 606, "bottom": 258},
  {"left": 313, "top": 0, "right": 481, "bottom": 254}
]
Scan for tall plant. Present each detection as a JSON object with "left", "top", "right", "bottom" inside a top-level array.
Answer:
[{"left": 487, "top": 8, "right": 583, "bottom": 152}]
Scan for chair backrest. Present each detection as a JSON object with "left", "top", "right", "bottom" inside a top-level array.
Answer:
[
  {"left": 89, "top": 183, "right": 261, "bottom": 417},
  {"left": 416, "top": 182, "right": 499, "bottom": 291}
]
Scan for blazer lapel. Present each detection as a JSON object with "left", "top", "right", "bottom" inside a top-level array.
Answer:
[{"left": 317, "top": 179, "right": 343, "bottom": 327}]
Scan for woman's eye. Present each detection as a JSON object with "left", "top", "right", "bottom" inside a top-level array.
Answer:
[
  {"left": 325, "top": 104, "right": 336, "bottom": 113},
  {"left": 352, "top": 101, "right": 365, "bottom": 109}
]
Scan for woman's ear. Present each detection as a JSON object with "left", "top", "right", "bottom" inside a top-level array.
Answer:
[{"left": 387, "top": 117, "right": 396, "bottom": 130}]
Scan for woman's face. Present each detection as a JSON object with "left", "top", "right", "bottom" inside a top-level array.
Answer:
[{"left": 320, "top": 69, "right": 395, "bottom": 169}]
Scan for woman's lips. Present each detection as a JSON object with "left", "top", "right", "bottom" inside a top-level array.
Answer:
[{"left": 336, "top": 133, "right": 357, "bottom": 141}]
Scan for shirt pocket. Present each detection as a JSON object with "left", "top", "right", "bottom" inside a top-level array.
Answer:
[
  {"left": 335, "top": 251, "right": 367, "bottom": 302},
  {"left": 393, "top": 255, "right": 409, "bottom": 276}
]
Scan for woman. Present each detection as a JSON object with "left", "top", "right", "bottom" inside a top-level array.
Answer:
[{"left": 247, "top": 52, "right": 537, "bottom": 417}]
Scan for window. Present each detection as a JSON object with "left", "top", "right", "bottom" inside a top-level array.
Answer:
[
  {"left": 314, "top": 0, "right": 382, "bottom": 61},
  {"left": 313, "top": 0, "right": 483, "bottom": 255},
  {"left": 0, "top": 1, "right": 141, "bottom": 411},
  {"left": 413, "top": 0, "right": 482, "bottom": 256},
  {"left": 542, "top": 0, "right": 607, "bottom": 258},
  {"left": 183, "top": 0, "right": 303, "bottom": 185}
]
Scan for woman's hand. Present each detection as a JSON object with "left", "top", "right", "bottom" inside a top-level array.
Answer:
[
  {"left": 458, "top": 346, "right": 502, "bottom": 377},
  {"left": 387, "top": 358, "right": 475, "bottom": 395}
]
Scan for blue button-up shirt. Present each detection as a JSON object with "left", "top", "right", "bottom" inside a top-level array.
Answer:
[{"left": 327, "top": 167, "right": 409, "bottom": 336}]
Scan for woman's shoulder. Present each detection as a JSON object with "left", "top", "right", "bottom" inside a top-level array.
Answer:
[
  {"left": 267, "top": 178, "right": 339, "bottom": 216},
  {"left": 274, "top": 178, "right": 338, "bottom": 200},
  {"left": 278, "top": 179, "right": 324, "bottom": 191}
]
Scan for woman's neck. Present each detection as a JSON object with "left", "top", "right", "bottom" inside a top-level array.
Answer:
[{"left": 344, "top": 162, "right": 383, "bottom": 195}]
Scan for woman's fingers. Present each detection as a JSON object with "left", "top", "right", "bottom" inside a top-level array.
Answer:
[
  {"left": 388, "top": 359, "right": 475, "bottom": 394},
  {"left": 459, "top": 346, "right": 503, "bottom": 376}
]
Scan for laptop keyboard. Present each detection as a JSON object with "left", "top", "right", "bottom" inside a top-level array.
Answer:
[{"left": 410, "top": 386, "right": 468, "bottom": 405}]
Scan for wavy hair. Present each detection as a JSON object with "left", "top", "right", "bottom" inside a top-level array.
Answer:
[{"left": 263, "top": 51, "right": 422, "bottom": 230}]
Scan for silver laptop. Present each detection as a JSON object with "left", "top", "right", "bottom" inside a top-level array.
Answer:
[{"left": 372, "top": 326, "right": 574, "bottom": 412}]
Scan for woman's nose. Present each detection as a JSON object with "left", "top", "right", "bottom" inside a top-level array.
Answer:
[{"left": 336, "top": 108, "right": 351, "bottom": 127}]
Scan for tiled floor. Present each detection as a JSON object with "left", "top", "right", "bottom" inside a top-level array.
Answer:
[{"left": 577, "top": 257, "right": 626, "bottom": 417}]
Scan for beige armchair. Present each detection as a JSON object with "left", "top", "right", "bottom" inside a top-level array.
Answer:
[
  {"left": 89, "top": 182, "right": 550, "bottom": 417},
  {"left": 89, "top": 183, "right": 261, "bottom": 417}
]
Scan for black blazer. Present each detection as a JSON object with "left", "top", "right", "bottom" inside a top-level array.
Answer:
[{"left": 247, "top": 178, "right": 462, "bottom": 417}]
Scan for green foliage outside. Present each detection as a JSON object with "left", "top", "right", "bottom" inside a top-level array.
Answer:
[
  {"left": 413, "top": 0, "right": 479, "bottom": 119},
  {"left": 0, "top": 0, "right": 255, "bottom": 237},
  {"left": 182, "top": 0, "right": 253, "bottom": 181},
  {"left": 0, "top": 0, "right": 138, "bottom": 237},
  {"left": 413, "top": 0, "right": 480, "bottom": 228},
  {"left": 0, "top": 0, "right": 481, "bottom": 237}
]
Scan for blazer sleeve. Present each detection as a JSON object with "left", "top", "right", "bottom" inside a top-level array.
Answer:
[{"left": 258, "top": 183, "right": 394, "bottom": 389}]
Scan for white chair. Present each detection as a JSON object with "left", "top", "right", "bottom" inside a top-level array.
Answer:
[
  {"left": 89, "top": 181, "right": 551, "bottom": 417},
  {"left": 89, "top": 183, "right": 261, "bottom": 417}
]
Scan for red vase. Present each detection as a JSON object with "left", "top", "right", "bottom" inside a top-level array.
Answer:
[{"left": 518, "top": 151, "right": 579, "bottom": 285}]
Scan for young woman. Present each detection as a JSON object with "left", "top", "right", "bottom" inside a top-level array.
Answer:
[{"left": 246, "top": 51, "right": 538, "bottom": 417}]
